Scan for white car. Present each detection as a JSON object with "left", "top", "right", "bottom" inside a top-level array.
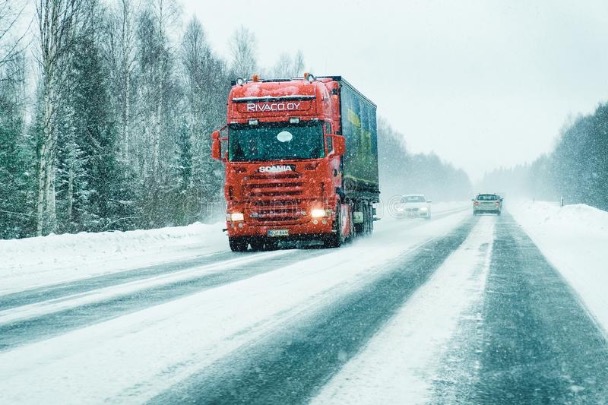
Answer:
[{"left": 395, "top": 194, "right": 432, "bottom": 219}]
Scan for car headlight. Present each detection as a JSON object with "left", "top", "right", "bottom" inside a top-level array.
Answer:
[
  {"left": 420, "top": 207, "right": 428, "bottom": 212},
  {"left": 228, "top": 212, "right": 244, "bottom": 221}
]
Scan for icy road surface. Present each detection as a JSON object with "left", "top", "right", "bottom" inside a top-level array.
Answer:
[{"left": 1, "top": 202, "right": 608, "bottom": 404}]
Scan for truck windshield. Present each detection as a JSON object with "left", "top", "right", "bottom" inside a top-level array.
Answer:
[{"left": 228, "top": 122, "right": 324, "bottom": 162}]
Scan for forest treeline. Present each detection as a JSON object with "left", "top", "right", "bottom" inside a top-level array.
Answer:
[
  {"left": 0, "top": 0, "right": 472, "bottom": 240},
  {"left": 480, "top": 103, "right": 608, "bottom": 210},
  {"left": 377, "top": 119, "right": 473, "bottom": 202}
]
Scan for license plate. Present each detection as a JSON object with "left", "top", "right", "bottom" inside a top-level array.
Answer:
[{"left": 268, "top": 229, "right": 289, "bottom": 237}]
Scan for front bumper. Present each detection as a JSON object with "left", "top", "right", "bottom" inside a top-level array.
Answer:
[{"left": 226, "top": 217, "right": 334, "bottom": 238}]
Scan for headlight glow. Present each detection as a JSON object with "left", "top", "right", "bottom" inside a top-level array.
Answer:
[
  {"left": 311, "top": 208, "right": 327, "bottom": 218},
  {"left": 229, "top": 212, "right": 244, "bottom": 221}
]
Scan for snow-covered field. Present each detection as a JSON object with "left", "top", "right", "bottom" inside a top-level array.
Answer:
[{"left": 0, "top": 200, "right": 607, "bottom": 403}]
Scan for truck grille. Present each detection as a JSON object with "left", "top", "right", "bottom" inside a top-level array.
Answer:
[{"left": 244, "top": 173, "right": 307, "bottom": 223}]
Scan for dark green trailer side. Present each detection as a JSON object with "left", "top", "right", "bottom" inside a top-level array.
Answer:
[{"left": 336, "top": 77, "right": 380, "bottom": 202}]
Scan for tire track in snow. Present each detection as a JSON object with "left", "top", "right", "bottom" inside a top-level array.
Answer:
[
  {"left": 149, "top": 218, "right": 477, "bottom": 405},
  {"left": 0, "top": 249, "right": 330, "bottom": 351},
  {"left": 0, "top": 251, "right": 235, "bottom": 311},
  {"left": 431, "top": 213, "right": 608, "bottom": 403}
]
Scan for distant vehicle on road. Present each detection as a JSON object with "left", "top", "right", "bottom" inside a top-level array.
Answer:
[
  {"left": 473, "top": 193, "right": 503, "bottom": 215},
  {"left": 396, "top": 194, "right": 432, "bottom": 219}
]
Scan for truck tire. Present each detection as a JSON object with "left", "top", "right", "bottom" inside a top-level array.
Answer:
[
  {"left": 354, "top": 203, "right": 373, "bottom": 236},
  {"left": 325, "top": 212, "right": 342, "bottom": 248},
  {"left": 229, "top": 237, "right": 248, "bottom": 252}
]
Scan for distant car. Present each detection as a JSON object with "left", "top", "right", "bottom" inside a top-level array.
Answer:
[
  {"left": 395, "top": 194, "right": 432, "bottom": 219},
  {"left": 473, "top": 193, "right": 503, "bottom": 215}
]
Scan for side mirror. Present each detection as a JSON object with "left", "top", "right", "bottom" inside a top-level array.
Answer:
[
  {"left": 211, "top": 131, "right": 222, "bottom": 160},
  {"left": 332, "top": 135, "right": 346, "bottom": 156}
]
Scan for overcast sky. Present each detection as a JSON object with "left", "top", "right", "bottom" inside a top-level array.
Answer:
[{"left": 180, "top": 0, "right": 608, "bottom": 182}]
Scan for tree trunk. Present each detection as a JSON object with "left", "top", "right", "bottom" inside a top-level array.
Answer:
[
  {"left": 36, "top": 74, "right": 57, "bottom": 236},
  {"left": 120, "top": 0, "right": 133, "bottom": 161}
]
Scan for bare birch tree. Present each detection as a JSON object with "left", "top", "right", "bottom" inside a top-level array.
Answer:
[
  {"left": 35, "top": 0, "right": 85, "bottom": 235},
  {"left": 229, "top": 26, "right": 257, "bottom": 79},
  {"left": 180, "top": 16, "right": 229, "bottom": 222},
  {"left": 113, "top": 0, "right": 138, "bottom": 162},
  {"left": 0, "top": 0, "right": 28, "bottom": 71},
  {"left": 269, "top": 50, "right": 305, "bottom": 78}
]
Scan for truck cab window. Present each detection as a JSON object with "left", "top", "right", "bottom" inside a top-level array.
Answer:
[{"left": 228, "top": 122, "right": 324, "bottom": 162}]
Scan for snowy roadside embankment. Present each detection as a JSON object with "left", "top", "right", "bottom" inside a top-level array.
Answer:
[
  {"left": 0, "top": 222, "right": 226, "bottom": 294},
  {"left": 509, "top": 201, "right": 608, "bottom": 335}
]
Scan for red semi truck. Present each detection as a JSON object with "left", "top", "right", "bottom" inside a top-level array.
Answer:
[{"left": 211, "top": 74, "right": 379, "bottom": 251}]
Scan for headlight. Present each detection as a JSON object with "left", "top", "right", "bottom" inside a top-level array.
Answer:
[
  {"left": 420, "top": 207, "right": 428, "bottom": 212},
  {"left": 311, "top": 208, "right": 327, "bottom": 218},
  {"left": 228, "top": 212, "right": 244, "bottom": 221}
]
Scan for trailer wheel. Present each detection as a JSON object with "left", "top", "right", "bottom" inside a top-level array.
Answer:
[
  {"left": 229, "top": 237, "right": 248, "bottom": 252},
  {"left": 357, "top": 203, "right": 373, "bottom": 236}
]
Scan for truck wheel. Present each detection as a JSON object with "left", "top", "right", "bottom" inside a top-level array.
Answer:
[
  {"left": 229, "top": 237, "right": 248, "bottom": 252},
  {"left": 325, "top": 212, "right": 342, "bottom": 248},
  {"left": 365, "top": 204, "right": 374, "bottom": 234},
  {"left": 355, "top": 203, "right": 373, "bottom": 236}
]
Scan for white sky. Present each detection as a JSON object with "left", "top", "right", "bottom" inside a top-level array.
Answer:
[{"left": 179, "top": 0, "right": 608, "bottom": 182}]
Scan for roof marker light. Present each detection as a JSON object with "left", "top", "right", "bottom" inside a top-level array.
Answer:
[
  {"left": 304, "top": 72, "right": 315, "bottom": 83},
  {"left": 236, "top": 77, "right": 245, "bottom": 86}
]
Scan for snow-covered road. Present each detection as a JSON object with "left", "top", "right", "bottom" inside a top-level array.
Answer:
[{"left": 1, "top": 201, "right": 607, "bottom": 404}]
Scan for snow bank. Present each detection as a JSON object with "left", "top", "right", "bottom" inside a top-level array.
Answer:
[
  {"left": 0, "top": 222, "right": 227, "bottom": 294},
  {"left": 509, "top": 201, "right": 608, "bottom": 335}
]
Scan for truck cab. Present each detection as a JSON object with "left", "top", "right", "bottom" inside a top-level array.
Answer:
[{"left": 212, "top": 74, "right": 378, "bottom": 251}]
